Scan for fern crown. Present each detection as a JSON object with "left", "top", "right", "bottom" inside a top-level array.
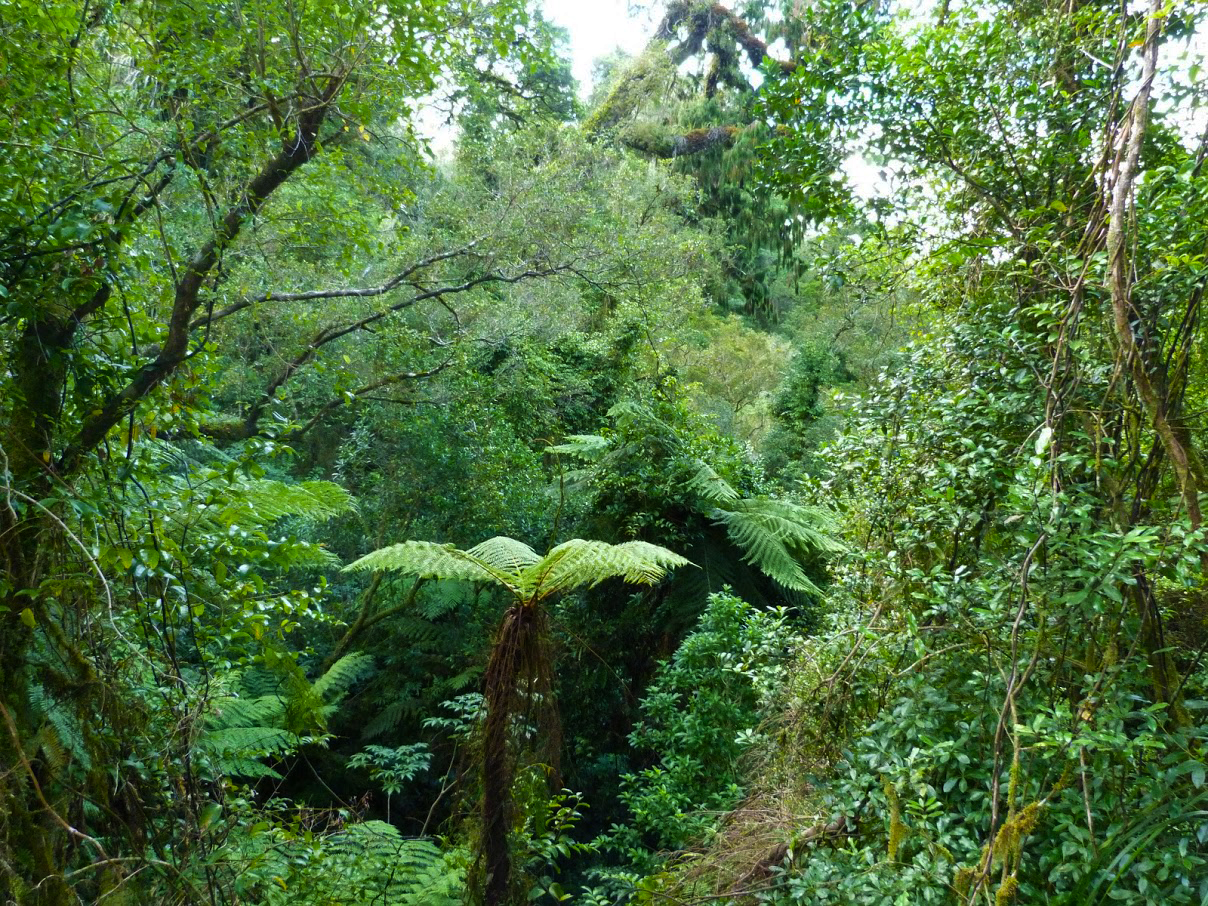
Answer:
[{"left": 344, "top": 535, "right": 690, "bottom": 601}]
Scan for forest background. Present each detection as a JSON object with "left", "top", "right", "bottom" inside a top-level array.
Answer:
[{"left": 2, "top": 0, "right": 1208, "bottom": 904}]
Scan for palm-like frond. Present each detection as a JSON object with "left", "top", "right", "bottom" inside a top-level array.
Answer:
[
  {"left": 465, "top": 536, "right": 540, "bottom": 574},
  {"left": 545, "top": 434, "right": 611, "bottom": 460},
  {"left": 524, "top": 539, "right": 691, "bottom": 595},
  {"left": 215, "top": 480, "right": 355, "bottom": 527},
  {"left": 343, "top": 541, "right": 516, "bottom": 590},
  {"left": 709, "top": 498, "right": 842, "bottom": 595},
  {"left": 312, "top": 653, "right": 375, "bottom": 701},
  {"left": 686, "top": 461, "right": 741, "bottom": 504}
]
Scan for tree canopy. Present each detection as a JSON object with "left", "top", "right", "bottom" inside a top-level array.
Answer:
[{"left": 2, "top": 0, "right": 1207, "bottom": 904}]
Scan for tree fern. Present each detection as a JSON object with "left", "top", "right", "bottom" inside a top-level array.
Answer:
[
  {"left": 213, "top": 479, "right": 355, "bottom": 528},
  {"left": 312, "top": 652, "right": 375, "bottom": 702},
  {"left": 548, "top": 404, "right": 843, "bottom": 597},
  {"left": 709, "top": 498, "right": 843, "bottom": 595},
  {"left": 344, "top": 532, "right": 689, "bottom": 904},
  {"left": 546, "top": 433, "right": 611, "bottom": 460},
  {"left": 686, "top": 461, "right": 742, "bottom": 504},
  {"left": 466, "top": 536, "right": 542, "bottom": 574},
  {"left": 523, "top": 539, "right": 691, "bottom": 593}
]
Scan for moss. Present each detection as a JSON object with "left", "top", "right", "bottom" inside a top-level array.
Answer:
[
  {"left": 995, "top": 874, "right": 1019, "bottom": 904},
  {"left": 882, "top": 776, "right": 908, "bottom": 861}
]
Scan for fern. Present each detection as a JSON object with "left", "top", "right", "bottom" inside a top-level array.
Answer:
[
  {"left": 709, "top": 498, "right": 843, "bottom": 595},
  {"left": 312, "top": 652, "right": 375, "bottom": 702},
  {"left": 466, "top": 535, "right": 541, "bottom": 573},
  {"left": 29, "top": 683, "right": 91, "bottom": 772},
  {"left": 225, "top": 818, "right": 463, "bottom": 905},
  {"left": 546, "top": 433, "right": 611, "bottom": 460},
  {"left": 345, "top": 540, "right": 513, "bottom": 587},
  {"left": 686, "top": 461, "right": 741, "bottom": 504},
  {"left": 347, "top": 532, "right": 691, "bottom": 900},
  {"left": 212, "top": 480, "right": 355, "bottom": 528},
  {"left": 201, "top": 655, "right": 374, "bottom": 779},
  {"left": 524, "top": 539, "right": 692, "bottom": 593},
  {"left": 550, "top": 403, "right": 843, "bottom": 597}
]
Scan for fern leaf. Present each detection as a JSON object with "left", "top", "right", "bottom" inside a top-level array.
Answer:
[
  {"left": 465, "top": 536, "right": 541, "bottom": 573},
  {"left": 686, "top": 461, "right": 740, "bottom": 504},
  {"left": 207, "top": 694, "right": 287, "bottom": 730},
  {"left": 343, "top": 541, "right": 516, "bottom": 590},
  {"left": 546, "top": 434, "right": 611, "bottom": 460},
  {"left": 708, "top": 499, "right": 840, "bottom": 594},
  {"left": 214, "top": 479, "right": 355, "bottom": 527},
  {"left": 202, "top": 725, "right": 297, "bottom": 756},
  {"left": 312, "top": 652, "right": 374, "bottom": 701},
  {"left": 525, "top": 539, "right": 691, "bottom": 594}
]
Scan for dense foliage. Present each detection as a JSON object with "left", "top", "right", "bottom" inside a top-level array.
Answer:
[{"left": 1, "top": 0, "right": 1206, "bottom": 905}]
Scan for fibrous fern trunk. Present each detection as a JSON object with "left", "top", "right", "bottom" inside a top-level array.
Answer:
[{"left": 480, "top": 602, "right": 556, "bottom": 905}]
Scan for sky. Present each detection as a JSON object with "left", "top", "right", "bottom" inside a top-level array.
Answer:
[{"left": 540, "top": 0, "right": 660, "bottom": 98}]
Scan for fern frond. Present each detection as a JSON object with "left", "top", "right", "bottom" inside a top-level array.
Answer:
[
  {"left": 207, "top": 694, "right": 286, "bottom": 730},
  {"left": 202, "top": 725, "right": 297, "bottom": 756},
  {"left": 364, "top": 697, "right": 418, "bottom": 738},
  {"left": 215, "top": 757, "right": 283, "bottom": 779},
  {"left": 546, "top": 434, "right": 611, "bottom": 460},
  {"left": 708, "top": 499, "right": 840, "bottom": 594},
  {"left": 30, "top": 684, "right": 91, "bottom": 771},
  {"left": 344, "top": 541, "right": 516, "bottom": 590},
  {"left": 312, "top": 652, "right": 374, "bottom": 701},
  {"left": 722, "top": 498, "right": 844, "bottom": 553},
  {"left": 465, "top": 536, "right": 541, "bottom": 574},
  {"left": 266, "top": 540, "right": 343, "bottom": 569},
  {"left": 686, "top": 461, "right": 740, "bottom": 504},
  {"left": 525, "top": 539, "right": 691, "bottom": 594},
  {"left": 214, "top": 480, "right": 355, "bottom": 527}
]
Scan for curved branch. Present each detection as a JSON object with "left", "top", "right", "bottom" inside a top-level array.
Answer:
[
  {"left": 188, "top": 240, "right": 484, "bottom": 331},
  {"left": 227, "top": 264, "right": 576, "bottom": 438},
  {"left": 57, "top": 76, "right": 346, "bottom": 475}
]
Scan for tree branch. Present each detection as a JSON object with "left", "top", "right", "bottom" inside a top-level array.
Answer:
[
  {"left": 231, "top": 264, "right": 575, "bottom": 437},
  {"left": 188, "top": 240, "right": 484, "bottom": 331},
  {"left": 1105, "top": 0, "right": 1206, "bottom": 539},
  {"left": 57, "top": 76, "right": 346, "bottom": 475},
  {"left": 622, "top": 124, "right": 742, "bottom": 158}
]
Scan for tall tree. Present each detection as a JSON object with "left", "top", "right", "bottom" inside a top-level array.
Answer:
[{"left": 0, "top": 1, "right": 542, "bottom": 900}]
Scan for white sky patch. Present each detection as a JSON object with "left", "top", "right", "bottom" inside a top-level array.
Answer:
[{"left": 541, "top": 0, "right": 660, "bottom": 98}]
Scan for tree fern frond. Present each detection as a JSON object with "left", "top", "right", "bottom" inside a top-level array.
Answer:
[
  {"left": 201, "top": 726, "right": 298, "bottom": 759},
  {"left": 207, "top": 694, "right": 286, "bottom": 730},
  {"left": 722, "top": 498, "right": 845, "bottom": 552},
  {"left": 364, "top": 697, "right": 418, "bottom": 739},
  {"left": 215, "top": 757, "right": 284, "bottom": 779},
  {"left": 465, "top": 536, "right": 541, "bottom": 573},
  {"left": 686, "top": 461, "right": 741, "bottom": 504},
  {"left": 343, "top": 541, "right": 516, "bottom": 590},
  {"left": 525, "top": 539, "right": 691, "bottom": 594},
  {"left": 214, "top": 479, "right": 355, "bottom": 527},
  {"left": 312, "top": 652, "right": 374, "bottom": 701},
  {"left": 417, "top": 585, "right": 464, "bottom": 620},
  {"left": 709, "top": 503, "right": 831, "bottom": 594},
  {"left": 546, "top": 434, "right": 611, "bottom": 460},
  {"left": 266, "top": 541, "right": 343, "bottom": 569}
]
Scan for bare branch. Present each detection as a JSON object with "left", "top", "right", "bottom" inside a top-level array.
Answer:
[
  {"left": 57, "top": 75, "right": 346, "bottom": 475},
  {"left": 188, "top": 240, "right": 484, "bottom": 331}
]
